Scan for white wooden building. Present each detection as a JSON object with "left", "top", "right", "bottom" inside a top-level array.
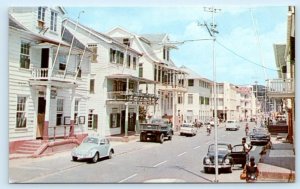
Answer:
[
  {"left": 9, "top": 7, "right": 91, "bottom": 153},
  {"left": 107, "top": 27, "right": 187, "bottom": 130},
  {"left": 63, "top": 20, "right": 157, "bottom": 137}
]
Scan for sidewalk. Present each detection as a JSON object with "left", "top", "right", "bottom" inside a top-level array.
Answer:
[{"left": 257, "top": 134, "right": 295, "bottom": 182}]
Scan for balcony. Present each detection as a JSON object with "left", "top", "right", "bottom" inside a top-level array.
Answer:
[
  {"left": 31, "top": 68, "right": 76, "bottom": 82},
  {"left": 266, "top": 79, "right": 295, "bottom": 98},
  {"left": 107, "top": 91, "right": 158, "bottom": 105}
]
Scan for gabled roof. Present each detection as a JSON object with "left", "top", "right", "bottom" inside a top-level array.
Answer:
[
  {"left": 9, "top": 14, "right": 28, "bottom": 31},
  {"left": 62, "top": 27, "right": 91, "bottom": 51},
  {"left": 180, "top": 65, "right": 213, "bottom": 83},
  {"left": 140, "top": 34, "right": 168, "bottom": 43}
]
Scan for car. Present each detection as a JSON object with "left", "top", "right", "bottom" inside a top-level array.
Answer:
[
  {"left": 180, "top": 123, "right": 197, "bottom": 136},
  {"left": 71, "top": 136, "right": 114, "bottom": 163},
  {"left": 203, "top": 143, "right": 247, "bottom": 173},
  {"left": 249, "top": 127, "right": 271, "bottom": 145},
  {"left": 225, "top": 120, "right": 240, "bottom": 131}
]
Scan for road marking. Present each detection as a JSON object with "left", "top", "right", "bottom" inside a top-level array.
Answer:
[
  {"left": 153, "top": 160, "right": 167, "bottom": 168},
  {"left": 193, "top": 146, "right": 201, "bottom": 149},
  {"left": 205, "top": 141, "right": 210, "bottom": 144},
  {"left": 13, "top": 165, "right": 51, "bottom": 171},
  {"left": 177, "top": 152, "right": 187, "bottom": 157},
  {"left": 119, "top": 173, "right": 138, "bottom": 183}
]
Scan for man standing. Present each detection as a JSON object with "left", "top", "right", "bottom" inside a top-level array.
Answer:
[{"left": 242, "top": 137, "right": 252, "bottom": 163}]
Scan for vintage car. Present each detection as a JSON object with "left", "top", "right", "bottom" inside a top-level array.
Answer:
[
  {"left": 203, "top": 143, "right": 247, "bottom": 173},
  {"left": 180, "top": 123, "right": 197, "bottom": 136},
  {"left": 140, "top": 118, "right": 173, "bottom": 143},
  {"left": 225, "top": 120, "right": 240, "bottom": 131},
  {"left": 71, "top": 136, "right": 114, "bottom": 163},
  {"left": 249, "top": 127, "right": 271, "bottom": 145}
]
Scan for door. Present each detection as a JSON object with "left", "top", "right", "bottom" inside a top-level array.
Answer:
[
  {"left": 121, "top": 110, "right": 125, "bottom": 134},
  {"left": 128, "top": 113, "right": 136, "bottom": 131},
  {"left": 41, "top": 48, "right": 49, "bottom": 68},
  {"left": 36, "top": 97, "right": 46, "bottom": 139},
  {"left": 230, "top": 144, "right": 246, "bottom": 165}
]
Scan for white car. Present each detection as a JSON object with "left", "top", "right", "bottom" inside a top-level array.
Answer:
[
  {"left": 180, "top": 123, "right": 197, "bottom": 136},
  {"left": 225, "top": 120, "right": 240, "bottom": 131}
]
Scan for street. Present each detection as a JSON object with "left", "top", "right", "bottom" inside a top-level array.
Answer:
[{"left": 9, "top": 122, "right": 262, "bottom": 183}]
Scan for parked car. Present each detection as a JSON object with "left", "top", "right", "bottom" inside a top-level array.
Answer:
[
  {"left": 71, "top": 136, "right": 114, "bottom": 163},
  {"left": 180, "top": 123, "right": 197, "bottom": 136},
  {"left": 140, "top": 118, "right": 173, "bottom": 143},
  {"left": 225, "top": 120, "right": 240, "bottom": 131},
  {"left": 249, "top": 127, "right": 271, "bottom": 145},
  {"left": 203, "top": 143, "right": 247, "bottom": 173}
]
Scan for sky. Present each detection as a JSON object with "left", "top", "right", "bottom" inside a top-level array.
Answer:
[{"left": 65, "top": 6, "right": 288, "bottom": 86}]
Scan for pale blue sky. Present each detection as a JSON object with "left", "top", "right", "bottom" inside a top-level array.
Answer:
[{"left": 65, "top": 6, "right": 288, "bottom": 86}]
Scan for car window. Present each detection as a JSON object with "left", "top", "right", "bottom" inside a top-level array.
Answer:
[
  {"left": 182, "top": 124, "right": 192, "bottom": 128},
  {"left": 83, "top": 137, "right": 99, "bottom": 144},
  {"left": 208, "top": 144, "right": 229, "bottom": 152},
  {"left": 227, "top": 121, "right": 234, "bottom": 123},
  {"left": 100, "top": 139, "right": 106, "bottom": 145},
  {"left": 232, "top": 145, "right": 244, "bottom": 152}
]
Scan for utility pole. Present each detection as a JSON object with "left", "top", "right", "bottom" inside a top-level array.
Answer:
[{"left": 202, "top": 6, "right": 221, "bottom": 183}]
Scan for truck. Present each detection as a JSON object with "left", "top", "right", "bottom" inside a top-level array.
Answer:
[{"left": 140, "top": 118, "right": 174, "bottom": 144}]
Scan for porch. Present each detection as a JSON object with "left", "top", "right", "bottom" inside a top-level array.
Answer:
[{"left": 266, "top": 78, "right": 295, "bottom": 98}]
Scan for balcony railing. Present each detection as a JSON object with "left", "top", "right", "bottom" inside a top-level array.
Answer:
[
  {"left": 266, "top": 78, "right": 295, "bottom": 98},
  {"left": 31, "top": 68, "right": 76, "bottom": 82},
  {"left": 107, "top": 91, "right": 158, "bottom": 104}
]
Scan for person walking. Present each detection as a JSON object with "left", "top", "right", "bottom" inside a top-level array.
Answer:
[
  {"left": 242, "top": 137, "right": 252, "bottom": 163},
  {"left": 245, "top": 123, "right": 249, "bottom": 136}
]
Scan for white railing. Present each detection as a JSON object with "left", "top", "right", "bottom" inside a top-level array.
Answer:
[
  {"left": 31, "top": 68, "right": 76, "bottom": 82},
  {"left": 31, "top": 68, "right": 49, "bottom": 79},
  {"left": 267, "top": 78, "right": 294, "bottom": 95}
]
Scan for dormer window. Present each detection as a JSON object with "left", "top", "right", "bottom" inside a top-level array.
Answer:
[
  {"left": 163, "top": 47, "right": 169, "bottom": 61},
  {"left": 37, "top": 7, "right": 46, "bottom": 29},
  {"left": 123, "top": 38, "right": 130, "bottom": 47},
  {"left": 50, "top": 11, "right": 58, "bottom": 32}
]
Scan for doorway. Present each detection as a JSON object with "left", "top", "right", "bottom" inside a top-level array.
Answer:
[
  {"left": 41, "top": 48, "right": 49, "bottom": 68},
  {"left": 36, "top": 97, "right": 46, "bottom": 139}
]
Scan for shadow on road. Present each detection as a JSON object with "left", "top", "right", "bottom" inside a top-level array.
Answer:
[{"left": 172, "top": 165, "right": 213, "bottom": 182}]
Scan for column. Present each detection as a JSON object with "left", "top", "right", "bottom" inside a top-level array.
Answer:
[
  {"left": 43, "top": 84, "right": 51, "bottom": 140},
  {"left": 125, "top": 103, "right": 129, "bottom": 137},
  {"left": 172, "top": 91, "right": 176, "bottom": 130},
  {"left": 136, "top": 81, "right": 140, "bottom": 134},
  {"left": 154, "top": 83, "right": 156, "bottom": 115},
  {"left": 69, "top": 88, "right": 75, "bottom": 137}
]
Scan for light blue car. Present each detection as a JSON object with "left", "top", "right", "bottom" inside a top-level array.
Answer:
[{"left": 71, "top": 136, "right": 114, "bottom": 163}]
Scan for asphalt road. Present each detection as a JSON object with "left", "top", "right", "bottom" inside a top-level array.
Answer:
[{"left": 9, "top": 122, "right": 262, "bottom": 183}]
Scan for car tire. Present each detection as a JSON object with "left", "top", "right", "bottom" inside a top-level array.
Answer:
[
  {"left": 91, "top": 152, "right": 99, "bottom": 163},
  {"left": 72, "top": 156, "right": 78, "bottom": 161},
  {"left": 140, "top": 133, "right": 144, "bottom": 142},
  {"left": 168, "top": 135, "right": 172, "bottom": 141},
  {"left": 108, "top": 150, "right": 113, "bottom": 159},
  {"left": 159, "top": 133, "right": 164, "bottom": 144},
  {"left": 227, "top": 167, "right": 232, "bottom": 173}
]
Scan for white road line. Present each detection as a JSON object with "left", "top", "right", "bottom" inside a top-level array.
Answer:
[
  {"left": 153, "top": 160, "right": 167, "bottom": 168},
  {"left": 177, "top": 152, "right": 187, "bottom": 157},
  {"left": 193, "top": 146, "right": 201, "bottom": 149},
  {"left": 119, "top": 173, "right": 138, "bottom": 183}
]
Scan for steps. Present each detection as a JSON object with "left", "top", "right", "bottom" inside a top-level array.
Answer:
[{"left": 15, "top": 140, "right": 43, "bottom": 155}]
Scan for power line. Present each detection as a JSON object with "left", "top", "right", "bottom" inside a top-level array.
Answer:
[{"left": 215, "top": 40, "right": 279, "bottom": 72}]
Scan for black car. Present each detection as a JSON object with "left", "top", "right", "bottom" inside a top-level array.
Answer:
[
  {"left": 203, "top": 143, "right": 247, "bottom": 173},
  {"left": 249, "top": 128, "right": 271, "bottom": 145}
]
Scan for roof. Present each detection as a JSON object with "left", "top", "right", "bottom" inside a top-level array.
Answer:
[
  {"left": 62, "top": 27, "right": 90, "bottom": 51},
  {"left": 9, "top": 14, "right": 27, "bottom": 31},
  {"left": 179, "top": 65, "right": 213, "bottom": 83},
  {"left": 140, "top": 34, "right": 167, "bottom": 43}
]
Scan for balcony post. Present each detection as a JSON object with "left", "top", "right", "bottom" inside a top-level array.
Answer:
[
  {"left": 43, "top": 84, "right": 51, "bottom": 141},
  {"left": 69, "top": 88, "right": 75, "bottom": 137}
]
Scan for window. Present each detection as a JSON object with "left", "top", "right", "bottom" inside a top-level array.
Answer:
[
  {"left": 188, "top": 94, "right": 193, "bottom": 104},
  {"left": 133, "top": 57, "right": 137, "bottom": 70},
  {"left": 205, "top": 97, "right": 210, "bottom": 105},
  {"left": 154, "top": 65, "right": 157, "bottom": 81},
  {"left": 127, "top": 54, "right": 131, "bottom": 67},
  {"left": 50, "top": 11, "right": 58, "bottom": 32},
  {"left": 90, "top": 79, "right": 95, "bottom": 94},
  {"left": 16, "top": 96, "right": 27, "bottom": 128},
  {"left": 56, "top": 99, "right": 63, "bottom": 125},
  {"left": 178, "top": 95, "right": 183, "bottom": 104},
  {"left": 139, "top": 63, "right": 143, "bottom": 77},
  {"left": 88, "top": 113, "right": 98, "bottom": 129},
  {"left": 123, "top": 38, "right": 130, "bottom": 47},
  {"left": 179, "top": 79, "right": 184, "bottom": 86},
  {"left": 188, "top": 79, "right": 194, "bottom": 86},
  {"left": 37, "top": 7, "right": 46, "bottom": 28},
  {"left": 20, "top": 41, "right": 30, "bottom": 69},
  {"left": 74, "top": 100, "right": 79, "bottom": 125},
  {"left": 58, "top": 55, "right": 66, "bottom": 70},
  {"left": 200, "top": 96, "right": 205, "bottom": 105},
  {"left": 88, "top": 44, "right": 98, "bottom": 63},
  {"left": 110, "top": 49, "right": 116, "bottom": 63}
]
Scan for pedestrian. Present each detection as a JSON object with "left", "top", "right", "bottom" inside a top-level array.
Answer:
[
  {"left": 245, "top": 156, "right": 259, "bottom": 182},
  {"left": 242, "top": 137, "right": 252, "bottom": 163},
  {"left": 245, "top": 123, "right": 249, "bottom": 136}
]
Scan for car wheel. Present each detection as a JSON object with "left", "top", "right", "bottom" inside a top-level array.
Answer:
[
  {"left": 140, "top": 133, "right": 144, "bottom": 142},
  {"left": 72, "top": 156, "right": 78, "bottom": 161},
  {"left": 91, "top": 152, "right": 99, "bottom": 163},
  {"left": 168, "top": 135, "right": 172, "bottom": 141},
  {"left": 227, "top": 167, "right": 232, "bottom": 173},
  {"left": 159, "top": 133, "right": 164, "bottom": 144},
  {"left": 108, "top": 150, "right": 113, "bottom": 159},
  {"left": 204, "top": 167, "right": 210, "bottom": 173}
]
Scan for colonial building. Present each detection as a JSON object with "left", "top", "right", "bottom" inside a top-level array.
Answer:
[
  {"left": 63, "top": 20, "right": 157, "bottom": 137},
  {"left": 178, "top": 66, "right": 212, "bottom": 124},
  {"left": 9, "top": 7, "right": 91, "bottom": 153},
  {"left": 107, "top": 27, "right": 187, "bottom": 130}
]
